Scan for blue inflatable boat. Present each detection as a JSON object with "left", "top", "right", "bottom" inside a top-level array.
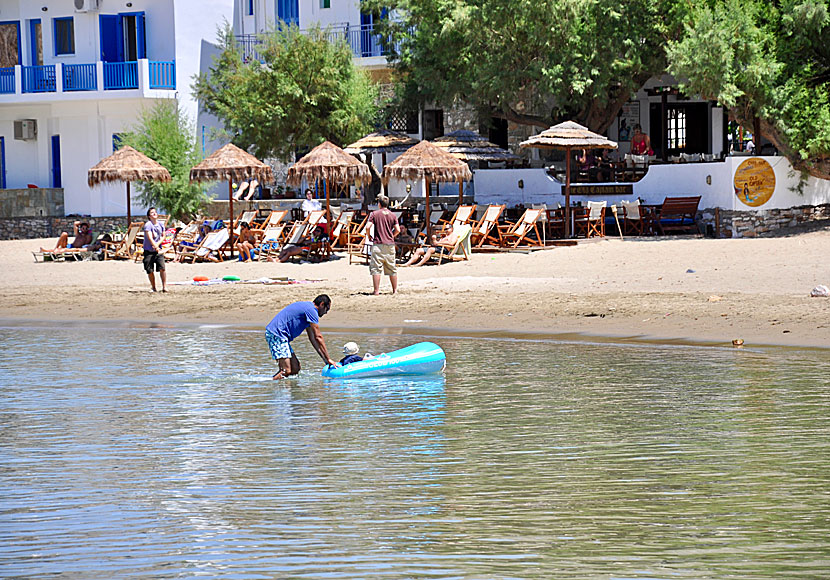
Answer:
[{"left": 322, "top": 342, "right": 446, "bottom": 379}]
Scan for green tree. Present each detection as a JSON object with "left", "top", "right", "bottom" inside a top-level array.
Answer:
[
  {"left": 119, "top": 99, "right": 209, "bottom": 221},
  {"left": 668, "top": 0, "right": 830, "bottom": 179},
  {"left": 193, "top": 23, "right": 380, "bottom": 161},
  {"left": 371, "top": 0, "right": 689, "bottom": 132}
]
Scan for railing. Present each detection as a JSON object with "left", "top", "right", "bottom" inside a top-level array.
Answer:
[
  {"left": 22, "top": 65, "right": 57, "bottom": 93},
  {"left": 103, "top": 61, "right": 138, "bottom": 90},
  {"left": 62, "top": 63, "right": 97, "bottom": 91},
  {"left": 236, "top": 23, "right": 397, "bottom": 62},
  {"left": 149, "top": 61, "right": 176, "bottom": 89},
  {"left": 0, "top": 67, "right": 14, "bottom": 94}
]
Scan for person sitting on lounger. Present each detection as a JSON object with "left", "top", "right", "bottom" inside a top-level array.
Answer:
[
  {"left": 273, "top": 226, "right": 325, "bottom": 263},
  {"left": 402, "top": 228, "right": 460, "bottom": 267},
  {"left": 41, "top": 220, "right": 93, "bottom": 252},
  {"left": 237, "top": 221, "right": 258, "bottom": 262}
]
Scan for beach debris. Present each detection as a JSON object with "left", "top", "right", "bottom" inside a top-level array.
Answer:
[
  {"left": 708, "top": 295, "right": 724, "bottom": 302},
  {"left": 732, "top": 338, "right": 744, "bottom": 347},
  {"left": 810, "top": 284, "right": 830, "bottom": 297},
  {"left": 686, "top": 268, "right": 696, "bottom": 273},
  {"left": 404, "top": 319, "right": 424, "bottom": 323}
]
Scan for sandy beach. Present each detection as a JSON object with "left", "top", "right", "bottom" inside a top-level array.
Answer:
[{"left": 3, "top": 230, "right": 830, "bottom": 348}]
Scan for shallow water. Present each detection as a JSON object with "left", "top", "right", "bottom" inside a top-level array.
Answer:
[{"left": 1, "top": 324, "right": 829, "bottom": 579}]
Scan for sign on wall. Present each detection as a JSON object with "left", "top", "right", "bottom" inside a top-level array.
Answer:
[
  {"left": 618, "top": 102, "right": 639, "bottom": 142},
  {"left": 733, "top": 158, "right": 776, "bottom": 207}
]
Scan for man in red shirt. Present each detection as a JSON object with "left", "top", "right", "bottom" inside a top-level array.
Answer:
[{"left": 367, "top": 194, "right": 401, "bottom": 295}]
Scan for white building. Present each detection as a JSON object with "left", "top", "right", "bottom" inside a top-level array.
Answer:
[{"left": 0, "top": 0, "right": 232, "bottom": 217}]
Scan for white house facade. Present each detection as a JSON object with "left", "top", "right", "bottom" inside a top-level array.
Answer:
[{"left": 0, "top": 0, "right": 232, "bottom": 217}]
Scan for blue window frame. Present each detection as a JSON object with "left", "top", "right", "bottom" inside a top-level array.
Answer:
[
  {"left": 51, "top": 136, "right": 62, "bottom": 188},
  {"left": 0, "top": 136, "right": 6, "bottom": 189},
  {"left": 0, "top": 21, "right": 22, "bottom": 65},
  {"left": 277, "top": 0, "right": 298, "bottom": 26},
  {"left": 248, "top": 0, "right": 254, "bottom": 15},
  {"left": 54, "top": 17, "right": 75, "bottom": 55},
  {"left": 320, "top": 0, "right": 330, "bottom": 8}
]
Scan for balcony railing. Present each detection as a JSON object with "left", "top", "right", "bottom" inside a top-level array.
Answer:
[
  {"left": 63, "top": 63, "right": 97, "bottom": 91},
  {"left": 0, "top": 67, "right": 14, "bottom": 94},
  {"left": 103, "top": 61, "right": 139, "bottom": 90},
  {"left": 149, "top": 61, "right": 176, "bottom": 89},
  {"left": 0, "top": 60, "right": 176, "bottom": 97},
  {"left": 236, "top": 23, "right": 397, "bottom": 62},
  {"left": 22, "top": 65, "right": 57, "bottom": 93}
]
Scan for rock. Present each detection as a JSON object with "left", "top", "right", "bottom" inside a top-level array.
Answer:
[{"left": 810, "top": 285, "right": 830, "bottom": 297}]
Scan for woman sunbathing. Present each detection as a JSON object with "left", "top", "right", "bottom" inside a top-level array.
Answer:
[{"left": 402, "top": 229, "right": 459, "bottom": 267}]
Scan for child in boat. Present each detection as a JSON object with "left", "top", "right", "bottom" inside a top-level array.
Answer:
[{"left": 340, "top": 342, "right": 364, "bottom": 365}]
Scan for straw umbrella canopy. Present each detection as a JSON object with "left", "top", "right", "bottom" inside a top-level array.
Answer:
[
  {"left": 344, "top": 129, "right": 419, "bottom": 166},
  {"left": 286, "top": 141, "right": 372, "bottom": 225},
  {"left": 87, "top": 146, "right": 172, "bottom": 227},
  {"left": 432, "top": 129, "right": 520, "bottom": 205},
  {"left": 382, "top": 140, "right": 472, "bottom": 238},
  {"left": 189, "top": 143, "right": 274, "bottom": 254},
  {"left": 520, "top": 121, "right": 617, "bottom": 237}
]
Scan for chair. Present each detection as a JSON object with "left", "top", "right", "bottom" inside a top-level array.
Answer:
[
  {"left": 545, "top": 207, "right": 567, "bottom": 239},
  {"left": 256, "top": 224, "right": 289, "bottom": 261},
  {"left": 621, "top": 200, "right": 645, "bottom": 235},
  {"left": 233, "top": 210, "right": 257, "bottom": 235},
  {"left": 655, "top": 196, "right": 701, "bottom": 235},
  {"left": 574, "top": 201, "right": 606, "bottom": 238},
  {"left": 178, "top": 228, "right": 230, "bottom": 262},
  {"left": 470, "top": 204, "right": 505, "bottom": 247},
  {"left": 348, "top": 220, "right": 374, "bottom": 265},
  {"left": 434, "top": 224, "right": 473, "bottom": 264},
  {"left": 253, "top": 209, "right": 289, "bottom": 233},
  {"left": 497, "top": 208, "right": 544, "bottom": 248},
  {"left": 329, "top": 210, "right": 355, "bottom": 249},
  {"left": 437, "top": 204, "right": 477, "bottom": 233},
  {"left": 102, "top": 222, "right": 142, "bottom": 260}
]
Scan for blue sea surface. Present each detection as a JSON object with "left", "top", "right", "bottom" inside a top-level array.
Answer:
[{"left": 1, "top": 323, "right": 829, "bottom": 579}]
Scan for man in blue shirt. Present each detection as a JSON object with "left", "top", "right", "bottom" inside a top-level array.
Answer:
[{"left": 265, "top": 294, "right": 337, "bottom": 379}]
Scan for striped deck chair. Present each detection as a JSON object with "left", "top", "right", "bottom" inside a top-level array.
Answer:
[
  {"left": 497, "top": 208, "right": 544, "bottom": 248},
  {"left": 471, "top": 204, "right": 506, "bottom": 248},
  {"left": 178, "top": 228, "right": 229, "bottom": 263}
]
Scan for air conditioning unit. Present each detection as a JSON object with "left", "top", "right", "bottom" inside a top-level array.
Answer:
[
  {"left": 74, "top": 0, "right": 100, "bottom": 12},
  {"left": 14, "top": 120, "right": 37, "bottom": 141}
]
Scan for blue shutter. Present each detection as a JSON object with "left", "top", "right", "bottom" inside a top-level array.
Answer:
[{"left": 51, "top": 136, "right": 62, "bottom": 189}]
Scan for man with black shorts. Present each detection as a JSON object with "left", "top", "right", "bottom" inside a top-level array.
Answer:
[
  {"left": 143, "top": 207, "right": 167, "bottom": 293},
  {"left": 367, "top": 194, "right": 401, "bottom": 295}
]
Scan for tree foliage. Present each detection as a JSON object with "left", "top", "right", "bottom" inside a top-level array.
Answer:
[
  {"left": 193, "top": 24, "right": 380, "bottom": 161},
  {"left": 668, "top": 0, "right": 830, "bottom": 179},
  {"left": 119, "top": 99, "right": 209, "bottom": 222},
  {"left": 371, "top": 0, "right": 688, "bottom": 132}
]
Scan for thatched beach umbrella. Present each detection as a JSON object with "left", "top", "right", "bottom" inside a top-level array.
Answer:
[
  {"left": 189, "top": 143, "right": 274, "bottom": 253},
  {"left": 382, "top": 140, "right": 472, "bottom": 238},
  {"left": 520, "top": 121, "right": 617, "bottom": 237},
  {"left": 344, "top": 129, "right": 419, "bottom": 167},
  {"left": 286, "top": 141, "right": 372, "bottom": 225},
  {"left": 432, "top": 130, "right": 520, "bottom": 205},
  {"left": 87, "top": 146, "right": 172, "bottom": 227}
]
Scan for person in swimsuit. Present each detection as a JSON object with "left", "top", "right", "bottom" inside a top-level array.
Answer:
[{"left": 631, "top": 124, "right": 652, "bottom": 155}]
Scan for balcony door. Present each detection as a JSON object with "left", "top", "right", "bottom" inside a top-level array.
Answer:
[
  {"left": 29, "top": 19, "right": 42, "bottom": 66},
  {"left": 99, "top": 12, "right": 145, "bottom": 62},
  {"left": 277, "top": 0, "right": 299, "bottom": 27},
  {"left": 359, "top": 4, "right": 386, "bottom": 57},
  {"left": 51, "top": 136, "right": 62, "bottom": 189},
  {"left": 0, "top": 137, "right": 6, "bottom": 189},
  {"left": 0, "top": 21, "right": 21, "bottom": 67}
]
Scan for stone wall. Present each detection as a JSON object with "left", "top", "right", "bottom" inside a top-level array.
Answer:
[
  {"left": 0, "top": 217, "right": 128, "bottom": 241},
  {"left": 698, "top": 203, "right": 830, "bottom": 238},
  {"left": 0, "top": 189, "right": 65, "bottom": 218}
]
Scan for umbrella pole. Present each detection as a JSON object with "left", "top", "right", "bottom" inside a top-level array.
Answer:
[
  {"left": 458, "top": 181, "right": 463, "bottom": 207},
  {"left": 425, "top": 177, "right": 431, "bottom": 241},
  {"left": 126, "top": 181, "right": 131, "bottom": 228},
  {"left": 565, "top": 147, "right": 571, "bottom": 238},
  {"left": 324, "top": 178, "right": 331, "bottom": 235},
  {"left": 228, "top": 180, "right": 235, "bottom": 257}
]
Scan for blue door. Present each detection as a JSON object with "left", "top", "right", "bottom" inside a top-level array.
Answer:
[
  {"left": 99, "top": 14, "right": 121, "bottom": 62},
  {"left": 120, "top": 13, "right": 146, "bottom": 60},
  {"left": 51, "top": 135, "right": 61, "bottom": 188},
  {"left": 0, "top": 137, "right": 6, "bottom": 189},
  {"left": 277, "top": 0, "right": 299, "bottom": 26},
  {"left": 359, "top": 4, "right": 386, "bottom": 57},
  {"left": 29, "top": 19, "right": 42, "bottom": 65}
]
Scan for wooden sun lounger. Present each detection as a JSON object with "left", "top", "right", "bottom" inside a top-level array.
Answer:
[{"left": 655, "top": 196, "right": 701, "bottom": 234}]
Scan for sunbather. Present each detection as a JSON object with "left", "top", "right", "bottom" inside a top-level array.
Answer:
[
  {"left": 236, "top": 222, "right": 258, "bottom": 262},
  {"left": 402, "top": 229, "right": 459, "bottom": 267},
  {"left": 40, "top": 220, "right": 92, "bottom": 252},
  {"left": 272, "top": 226, "right": 325, "bottom": 263}
]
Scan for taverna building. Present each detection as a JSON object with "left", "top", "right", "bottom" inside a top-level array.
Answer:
[{"left": 0, "top": 0, "right": 231, "bottom": 219}]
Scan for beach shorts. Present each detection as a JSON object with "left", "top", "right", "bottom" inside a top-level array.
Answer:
[
  {"left": 265, "top": 331, "right": 294, "bottom": 360},
  {"left": 370, "top": 243, "right": 397, "bottom": 276},
  {"left": 143, "top": 251, "right": 165, "bottom": 273}
]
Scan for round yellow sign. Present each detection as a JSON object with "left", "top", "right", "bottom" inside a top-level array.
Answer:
[{"left": 734, "top": 158, "right": 775, "bottom": 207}]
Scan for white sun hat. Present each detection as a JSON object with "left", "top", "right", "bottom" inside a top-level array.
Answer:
[{"left": 342, "top": 342, "right": 359, "bottom": 355}]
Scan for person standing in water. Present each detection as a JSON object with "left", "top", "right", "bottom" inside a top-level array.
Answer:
[{"left": 265, "top": 295, "right": 338, "bottom": 379}]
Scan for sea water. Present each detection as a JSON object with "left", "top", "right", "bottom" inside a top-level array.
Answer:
[{"left": 1, "top": 323, "right": 829, "bottom": 579}]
